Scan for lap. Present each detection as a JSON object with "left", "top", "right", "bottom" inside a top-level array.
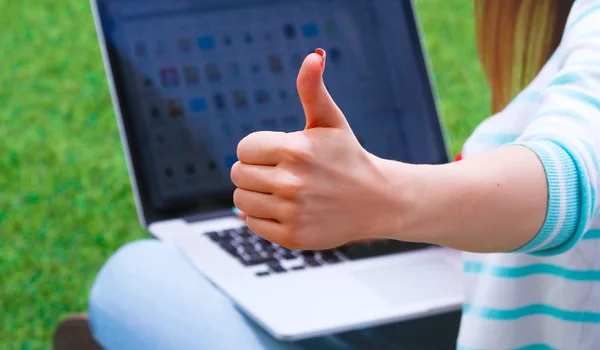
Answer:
[{"left": 89, "top": 240, "right": 459, "bottom": 350}]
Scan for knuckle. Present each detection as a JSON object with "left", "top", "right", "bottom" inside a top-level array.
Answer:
[
  {"left": 236, "top": 138, "right": 249, "bottom": 161},
  {"left": 279, "top": 202, "right": 299, "bottom": 222},
  {"left": 245, "top": 217, "right": 259, "bottom": 234},
  {"left": 232, "top": 188, "right": 246, "bottom": 210},
  {"left": 237, "top": 131, "right": 286, "bottom": 162},
  {"left": 282, "top": 141, "right": 314, "bottom": 164},
  {"left": 275, "top": 174, "right": 304, "bottom": 198},
  {"left": 237, "top": 132, "right": 261, "bottom": 160},
  {"left": 230, "top": 162, "right": 242, "bottom": 185},
  {"left": 246, "top": 221, "right": 269, "bottom": 243},
  {"left": 279, "top": 224, "right": 304, "bottom": 250}
]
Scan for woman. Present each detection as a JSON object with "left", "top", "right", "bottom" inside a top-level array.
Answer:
[{"left": 57, "top": 0, "right": 600, "bottom": 348}]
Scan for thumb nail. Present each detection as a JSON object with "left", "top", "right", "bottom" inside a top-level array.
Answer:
[{"left": 315, "top": 48, "right": 326, "bottom": 71}]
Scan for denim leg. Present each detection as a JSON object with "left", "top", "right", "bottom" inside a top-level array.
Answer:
[{"left": 88, "top": 239, "right": 459, "bottom": 350}]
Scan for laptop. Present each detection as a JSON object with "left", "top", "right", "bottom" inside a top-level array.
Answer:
[{"left": 91, "top": 0, "right": 463, "bottom": 341}]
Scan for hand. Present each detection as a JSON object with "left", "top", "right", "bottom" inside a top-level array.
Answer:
[{"left": 230, "top": 49, "right": 396, "bottom": 250}]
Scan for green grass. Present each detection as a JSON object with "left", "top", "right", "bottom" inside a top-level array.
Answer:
[{"left": 0, "top": 0, "right": 489, "bottom": 348}]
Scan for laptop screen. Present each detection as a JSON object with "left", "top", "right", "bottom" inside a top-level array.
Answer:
[{"left": 94, "top": 0, "right": 448, "bottom": 222}]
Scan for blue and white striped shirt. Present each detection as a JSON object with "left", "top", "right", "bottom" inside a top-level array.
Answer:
[{"left": 457, "top": 1, "right": 600, "bottom": 349}]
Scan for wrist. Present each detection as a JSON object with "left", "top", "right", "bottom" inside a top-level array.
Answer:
[
  {"left": 367, "top": 157, "right": 429, "bottom": 242},
  {"left": 372, "top": 157, "right": 462, "bottom": 245}
]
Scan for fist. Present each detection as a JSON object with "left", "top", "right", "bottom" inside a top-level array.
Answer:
[{"left": 230, "top": 49, "right": 391, "bottom": 250}]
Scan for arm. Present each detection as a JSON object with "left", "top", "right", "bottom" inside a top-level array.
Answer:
[
  {"left": 384, "top": 1, "right": 600, "bottom": 254},
  {"left": 380, "top": 146, "right": 550, "bottom": 253},
  {"left": 232, "top": 5, "right": 600, "bottom": 252}
]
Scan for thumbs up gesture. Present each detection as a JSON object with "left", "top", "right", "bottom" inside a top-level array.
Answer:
[{"left": 231, "top": 49, "right": 394, "bottom": 250}]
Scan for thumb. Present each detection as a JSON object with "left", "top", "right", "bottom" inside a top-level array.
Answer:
[{"left": 297, "top": 48, "right": 349, "bottom": 129}]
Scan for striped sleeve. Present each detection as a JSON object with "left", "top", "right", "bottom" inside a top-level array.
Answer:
[{"left": 512, "top": 0, "right": 600, "bottom": 256}]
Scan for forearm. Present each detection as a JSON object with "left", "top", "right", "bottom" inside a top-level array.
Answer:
[{"left": 379, "top": 145, "right": 549, "bottom": 252}]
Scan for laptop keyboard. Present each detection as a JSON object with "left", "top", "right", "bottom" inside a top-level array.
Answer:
[{"left": 206, "top": 226, "right": 430, "bottom": 277}]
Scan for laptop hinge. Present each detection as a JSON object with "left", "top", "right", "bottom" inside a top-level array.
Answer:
[{"left": 183, "top": 209, "right": 235, "bottom": 223}]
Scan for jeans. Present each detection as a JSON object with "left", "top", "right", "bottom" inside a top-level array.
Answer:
[{"left": 88, "top": 240, "right": 460, "bottom": 349}]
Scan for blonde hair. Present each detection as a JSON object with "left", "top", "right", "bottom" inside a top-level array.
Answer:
[{"left": 474, "top": 0, "right": 574, "bottom": 113}]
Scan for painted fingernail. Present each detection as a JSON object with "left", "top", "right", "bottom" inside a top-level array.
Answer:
[
  {"left": 315, "top": 48, "right": 326, "bottom": 69},
  {"left": 232, "top": 207, "right": 242, "bottom": 215}
]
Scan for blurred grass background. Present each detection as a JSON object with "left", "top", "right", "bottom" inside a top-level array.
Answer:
[{"left": 0, "top": 0, "right": 489, "bottom": 348}]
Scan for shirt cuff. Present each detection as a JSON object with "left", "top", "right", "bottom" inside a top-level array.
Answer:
[{"left": 510, "top": 140, "right": 581, "bottom": 254}]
